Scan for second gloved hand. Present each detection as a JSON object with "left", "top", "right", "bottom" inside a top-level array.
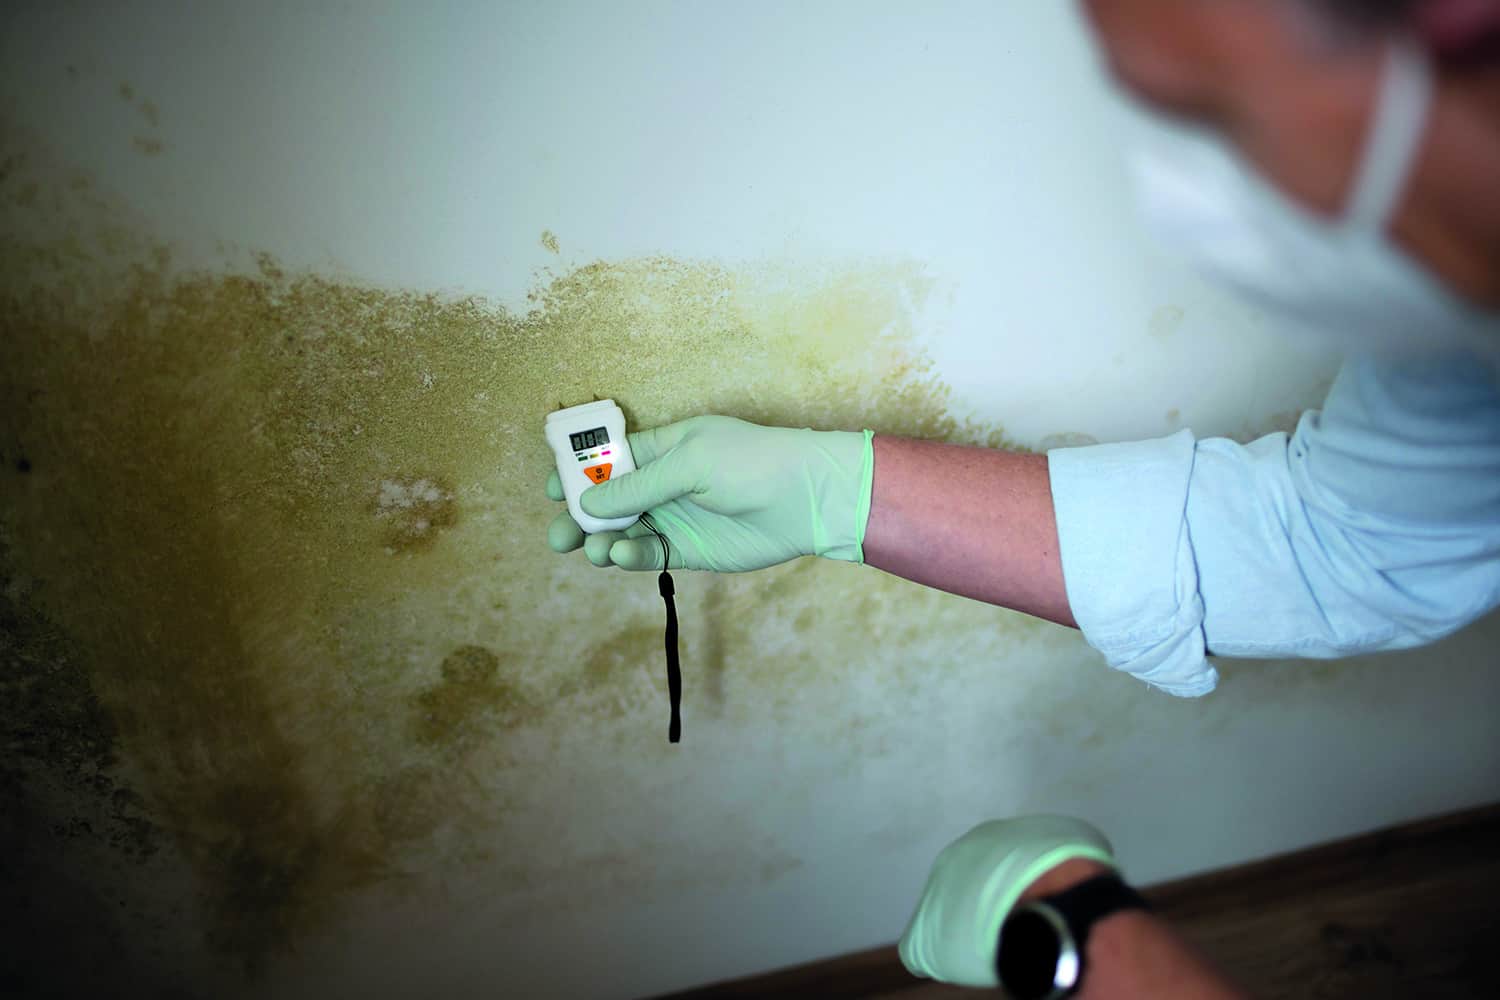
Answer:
[
  {"left": 899, "top": 815, "right": 1118, "bottom": 987},
  {"left": 545, "top": 415, "right": 874, "bottom": 572}
]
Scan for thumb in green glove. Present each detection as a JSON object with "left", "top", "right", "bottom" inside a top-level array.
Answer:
[
  {"left": 899, "top": 815, "right": 1117, "bottom": 987},
  {"left": 545, "top": 415, "right": 875, "bottom": 573}
]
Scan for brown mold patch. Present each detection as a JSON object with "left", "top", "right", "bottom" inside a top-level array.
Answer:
[
  {"left": 411, "top": 645, "right": 536, "bottom": 753},
  {"left": 0, "top": 120, "right": 1024, "bottom": 979},
  {"left": 374, "top": 475, "right": 458, "bottom": 554},
  {"left": 580, "top": 623, "right": 662, "bottom": 689}
]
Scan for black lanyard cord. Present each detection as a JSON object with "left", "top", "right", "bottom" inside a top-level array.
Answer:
[
  {"left": 639, "top": 513, "right": 682, "bottom": 743},
  {"left": 659, "top": 570, "right": 681, "bottom": 743}
]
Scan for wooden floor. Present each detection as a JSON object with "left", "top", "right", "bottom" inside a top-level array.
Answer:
[{"left": 656, "top": 803, "right": 1500, "bottom": 999}]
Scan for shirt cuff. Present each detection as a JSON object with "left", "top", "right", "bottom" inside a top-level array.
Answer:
[{"left": 1048, "top": 430, "right": 1219, "bottom": 697}]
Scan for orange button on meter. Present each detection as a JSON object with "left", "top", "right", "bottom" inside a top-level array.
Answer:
[{"left": 584, "top": 463, "right": 613, "bottom": 484}]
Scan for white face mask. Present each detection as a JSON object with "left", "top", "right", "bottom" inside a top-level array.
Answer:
[{"left": 1128, "top": 41, "right": 1499, "bottom": 359}]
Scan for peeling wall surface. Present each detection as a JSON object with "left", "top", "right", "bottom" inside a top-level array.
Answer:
[{"left": 2, "top": 2, "right": 1497, "bottom": 998}]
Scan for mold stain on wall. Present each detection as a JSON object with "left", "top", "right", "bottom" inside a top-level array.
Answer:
[{"left": 1, "top": 125, "right": 1063, "bottom": 989}]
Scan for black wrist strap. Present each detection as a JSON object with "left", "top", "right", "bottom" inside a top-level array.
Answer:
[
  {"left": 1046, "top": 872, "right": 1151, "bottom": 932},
  {"left": 997, "top": 873, "right": 1150, "bottom": 997}
]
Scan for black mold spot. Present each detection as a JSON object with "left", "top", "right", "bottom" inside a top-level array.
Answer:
[{"left": 0, "top": 538, "right": 168, "bottom": 990}]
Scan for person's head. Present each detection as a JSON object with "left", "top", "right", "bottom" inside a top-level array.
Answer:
[{"left": 1081, "top": 0, "right": 1500, "bottom": 306}]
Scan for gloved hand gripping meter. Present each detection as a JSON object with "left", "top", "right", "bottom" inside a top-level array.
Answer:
[{"left": 545, "top": 399, "right": 639, "bottom": 534}]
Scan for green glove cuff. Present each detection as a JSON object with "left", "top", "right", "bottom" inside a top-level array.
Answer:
[{"left": 815, "top": 428, "right": 875, "bottom": 564}]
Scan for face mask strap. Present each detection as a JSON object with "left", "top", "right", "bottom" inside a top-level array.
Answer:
[{"left": 1345, "top": 40, "right": 1434, "bottom": 233}]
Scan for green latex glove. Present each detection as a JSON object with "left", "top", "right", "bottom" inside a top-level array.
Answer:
[
  {"left": 545, "top": 415, "right": 875, "bottom": 572},
  {"left": 899, "top": 815, "right": 1118, "bottom": 987}
]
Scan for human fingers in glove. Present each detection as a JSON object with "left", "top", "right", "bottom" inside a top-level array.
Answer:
[
  {"left": 545, "top": 414, "right": 1075, "bottom": 627},
  {"left": 900, "top": 814, "right": 1244, "bottom": 999}
]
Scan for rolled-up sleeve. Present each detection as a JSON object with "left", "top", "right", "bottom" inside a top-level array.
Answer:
[{"left": 1048, "top": 355, "right": 1500, "bottom": 697}]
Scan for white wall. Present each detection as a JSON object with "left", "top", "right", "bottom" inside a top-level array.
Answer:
[{"left": 2, "top": 3, "right": 1496, "bottom": 998}]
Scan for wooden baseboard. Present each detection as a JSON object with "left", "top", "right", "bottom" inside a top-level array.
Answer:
[{"left": 654, "top": 803, "right": 1500, "bottom": 999}]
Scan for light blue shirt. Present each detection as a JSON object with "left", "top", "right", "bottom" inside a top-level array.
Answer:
[{"left": 1048, "top": 354, "right": 1500, "bottom": 696}]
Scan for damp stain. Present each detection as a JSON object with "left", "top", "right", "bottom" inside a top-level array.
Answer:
[
  {"left": 115, "top": 80, "right": 165, "bottom": 153},
  {"left": 0, "top": 121, "right": 1029, "bottom": 981},
  {"left": 1232, "top": 409, "right": 1303, "bottom": 443},
  {"left": 1149, "top": 304, "right": 1184, "bottom": 340},
  {"left": 1037, "top": 431, "right": 1099, "bottom": 451}
]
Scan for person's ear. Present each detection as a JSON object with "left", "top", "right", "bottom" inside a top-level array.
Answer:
[{"left": 1415, "top": 0, "right": 1500, "bottom": 62}]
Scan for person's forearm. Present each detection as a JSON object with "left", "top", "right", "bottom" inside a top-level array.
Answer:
[
  {"left": 1082, "top": 911, "right": 1247, "bottom": 1000},
  {"left": 862, "top": 435, "right": 1077, "bottom": 627}
]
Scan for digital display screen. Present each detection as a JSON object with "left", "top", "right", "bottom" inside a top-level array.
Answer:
[{"left": 570, "top": 426, "right": 610, "bottom": 452}]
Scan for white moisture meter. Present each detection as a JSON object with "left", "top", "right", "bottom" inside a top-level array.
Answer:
[{"left": 545, "top": 399, "right": 640, "bottom": 533}]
